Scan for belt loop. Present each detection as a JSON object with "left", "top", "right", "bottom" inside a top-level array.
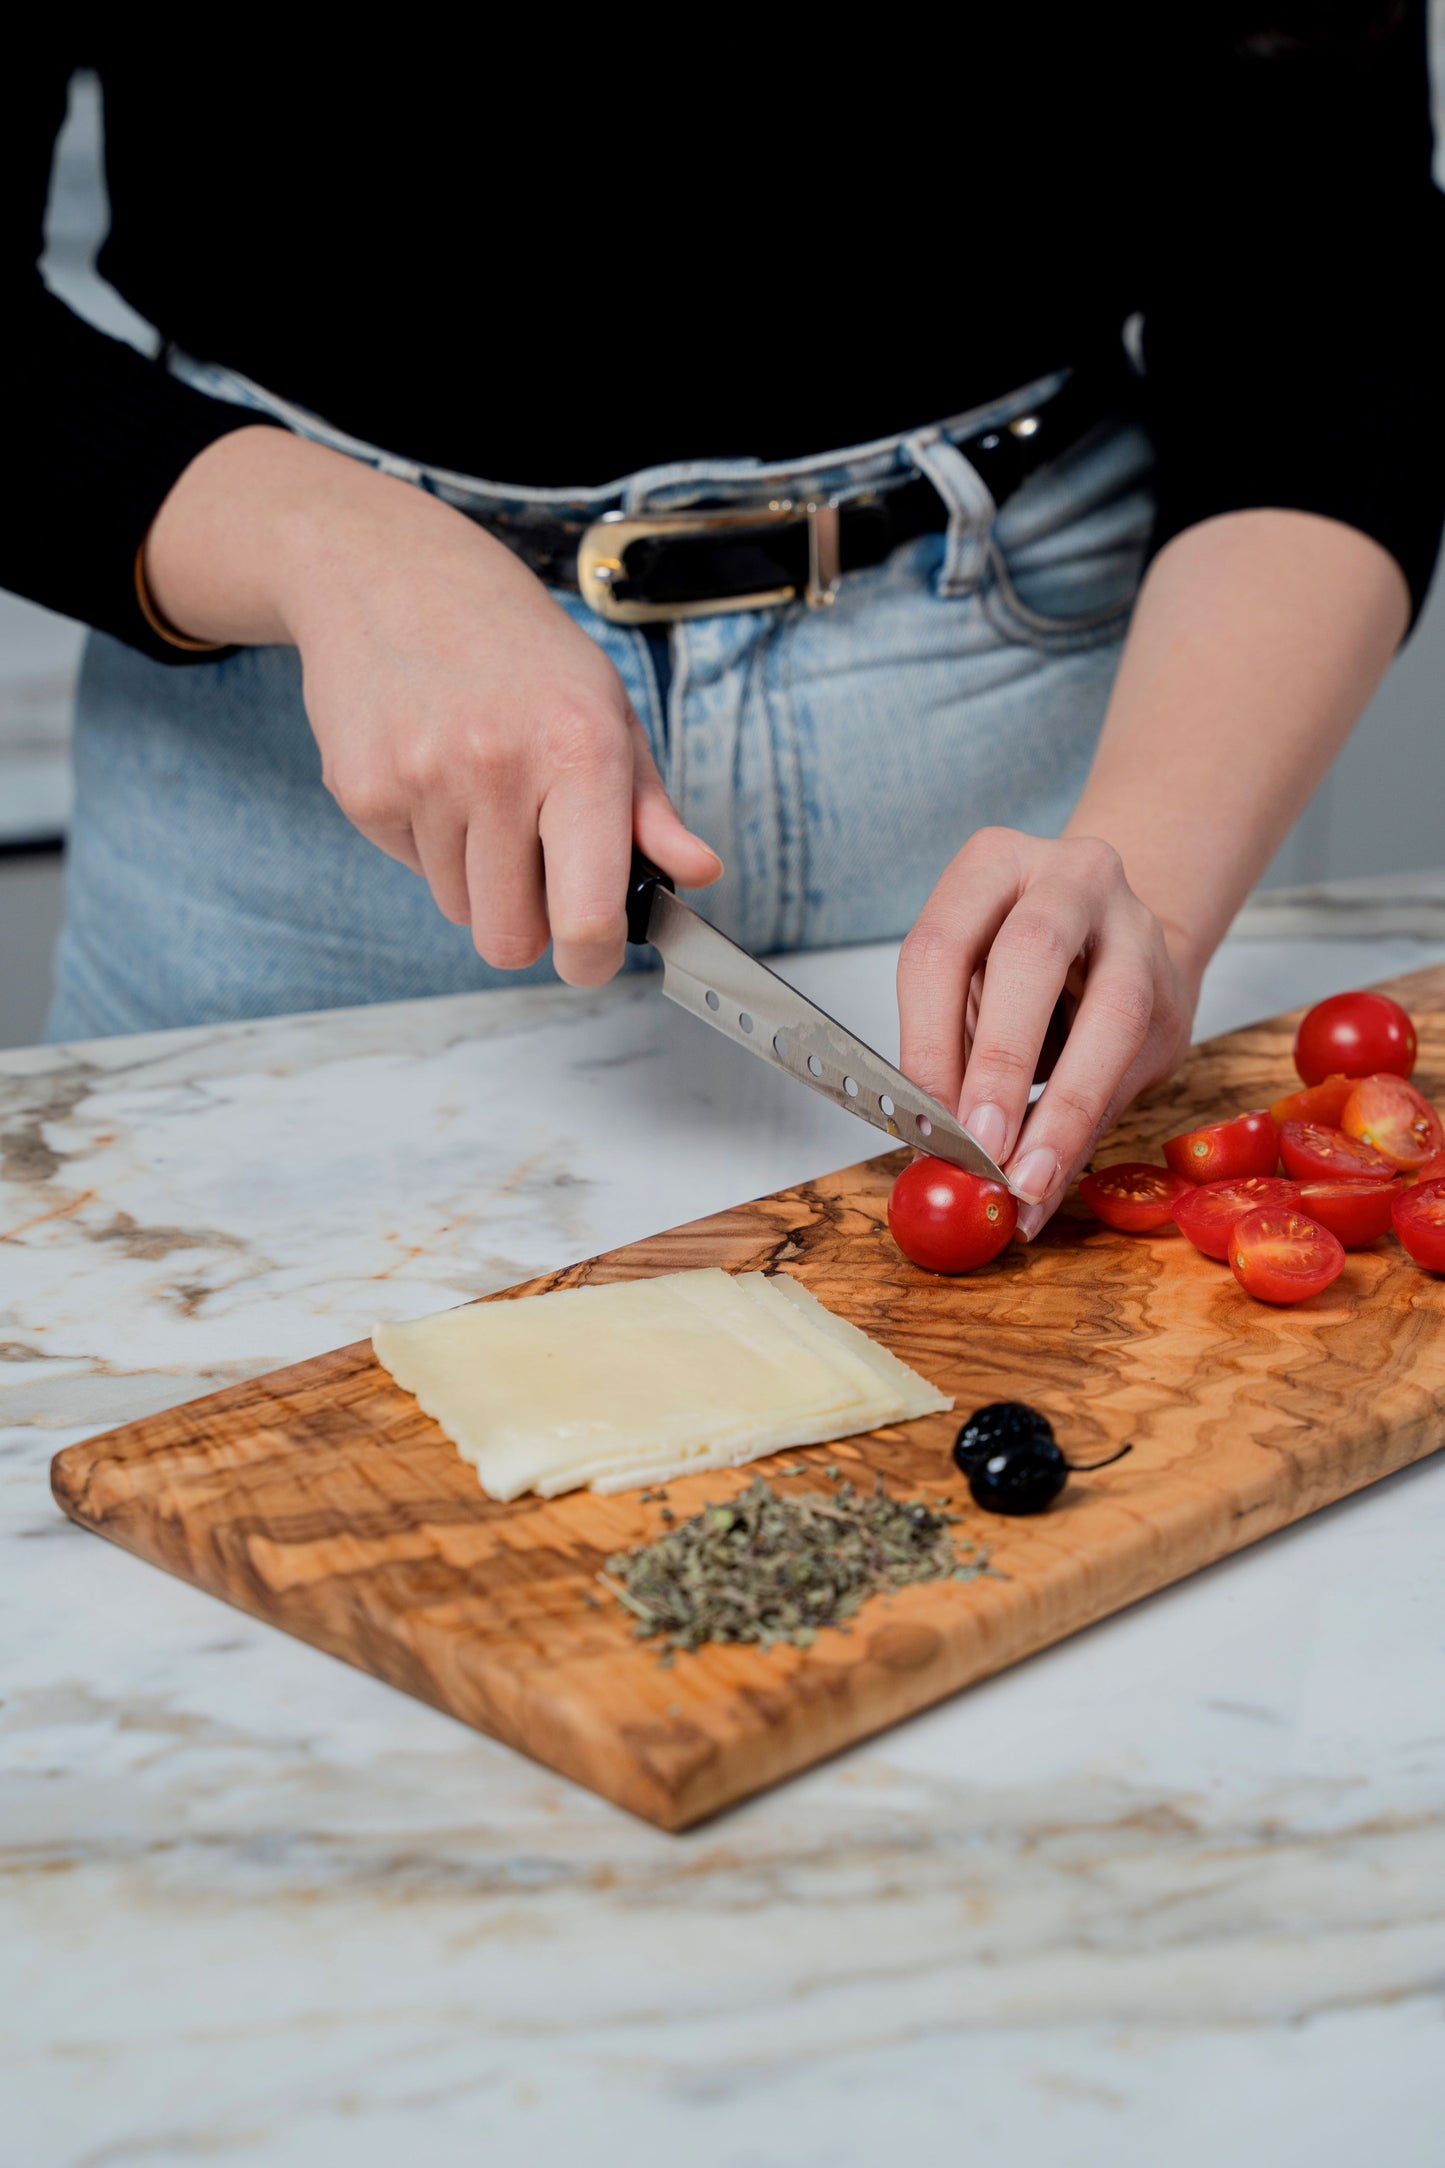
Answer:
[{"left": 902, "top": 429, "right": 997, "bottom": 596}]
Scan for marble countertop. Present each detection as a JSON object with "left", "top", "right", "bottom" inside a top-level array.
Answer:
[{"left": 5, "top": 911, "right": 1445, "bottom": 2167}]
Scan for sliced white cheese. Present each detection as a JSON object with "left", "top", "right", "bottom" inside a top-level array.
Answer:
[
  {"left": 371, "top": 1266, "right": 950, "bottom": 1501},
  {"left": 759, "top": 1274, "right": 951, "bottom": 1417}
]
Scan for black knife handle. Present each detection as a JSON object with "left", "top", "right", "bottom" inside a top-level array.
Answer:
[{"left": 626, "top": 847, "right": 675, "bottom": 946}]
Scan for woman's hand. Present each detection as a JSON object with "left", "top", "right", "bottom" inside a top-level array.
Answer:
[
  {"left": 897, "top": 828, "right": 1198, "bottom": 1238},
  {"left": 896, "top": 508, "right": 1410, "bottom": 1241},
  {"left": 142, "top": 426, "right": 722, "bottom": 984}
]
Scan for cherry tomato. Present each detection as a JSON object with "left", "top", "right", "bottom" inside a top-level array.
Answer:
[
  {"left": 888, "top": 1156, "right": 1018, "bottom": 1274},
  {"left": 1294, "top": 991, "right": 1417, "bottom": 1086},
  {"left": 1295, "top": 1177, "right": 1398, "bottom": 1248},
  {"left": 1340, "top": 1074, "right": 1445, "bottom": 1172},
  {"left": 1276, "top": 1119, "right": 1396, "bottom": 1183},
  {"left": 1229, "top": 1208, "right": 1346, "bottom": 1304},
  {"left": 1163, "top": 1109, "right": 1277, "bottom": 1184},
  {"left": 1078, "top": 1162, "right": 1192, "bottom": 1233},
  {"left": 1172, "top": 1175, "right": 1300, "bottom": 1260},
  {"left": 1393, "top": 1177, "right": 1445, "bottom": 1272},
  {"left": 1403, "top": 1151, "right": 1445, "bottom": 1187},
  {"left": 1269, "top": 1075, "right": 1354, "bottom": 1129}
]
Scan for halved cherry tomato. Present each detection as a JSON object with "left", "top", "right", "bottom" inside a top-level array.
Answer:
[
  {"left": 1269, "top": 1075, "right": 1354, "bottom": 1129},
  {"left": 888, "top": 1157, "right": 1018, "bottom": 1274},
  {"left": 1078, "top": 1162, "right": 1192, "bottom": 1232},
  {"left": 1276, "top": 1119, "right": 1396, "bottom": 1183},
  {"left": 1296, "top": 1177, "right": 1398, "bottom": 1248},
  {"left": 1393, "top": 1177, "right": 1445, "bottom": 1272},
  {"left": 1172, "top": 1175, "right": 1300, "bottom": 1260},
  {"left": 1229, "top": 1207, "right": 1346, "bottom": 1304},
  {"left": 1340, "top": 1074, "right": 1445, "bottom": 1172},
  {"left": 1294, "top": 991, "right": 1416, "bottom": 1086},
  {"left": 1163, "top": 1109, "right": 1278, "bottom": 1184},
  {"left": 1403, "top": 1150, "right": 1445, "bottom": 1187}
]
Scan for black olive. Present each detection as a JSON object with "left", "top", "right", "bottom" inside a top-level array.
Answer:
[
  {"left": 966, "top": 1432, "right": 1068, "bottom": 1515},
  {"left": 962, "top": 1429, "right": 1135, "bottom": 1516},
  {"left": 953, "top": 1400, "right": 1055, "bottom": 1472}
]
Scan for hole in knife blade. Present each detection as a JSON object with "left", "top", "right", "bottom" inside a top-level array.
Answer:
[
  {"left": 739, "top": 1013, "right": 754, "bottom": 1034},
  {"left": 879, "top": 1094, "right": 895, "bottom": 1117},
  {"left": 773, "top": 1032, "right": 788, "bottom": 1061},
  {"left": 807, "top": 1055, "right": 824, "bottom": 1078},
  {"left": 843, "top": 1075, "right": 859, "bottom": 1098},
  {"left": 916, "top": 1114, "right": 933, "bottom": 1136},
  {"left": 705, "top": 990, "right": 720, "bottom": 1011}
]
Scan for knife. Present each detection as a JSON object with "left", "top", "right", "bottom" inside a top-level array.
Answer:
[{"left": 625, "top": 850, "right": 1009, "bottom": 1185}]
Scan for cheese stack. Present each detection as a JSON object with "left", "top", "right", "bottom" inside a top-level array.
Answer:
[{"left": 372, "top": 1267, "right": 950, "bottom": 1500}]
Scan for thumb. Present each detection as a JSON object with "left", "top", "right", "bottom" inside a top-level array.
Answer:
[{"left": 627, "top": 712, "right": 723, "bottom": 889}]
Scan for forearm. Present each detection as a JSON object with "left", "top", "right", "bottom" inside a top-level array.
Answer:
[
  {"left": 1066, "top": 508, "right": 1410, "bottom": 983},
  {"left": 143, "top": 423, "right": 453, "bottom": 646}
]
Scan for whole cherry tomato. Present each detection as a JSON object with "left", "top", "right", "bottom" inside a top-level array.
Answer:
[
  {"left": 1078, "top": 1162, "right": 1192, "bottom": 1232},
  {"left": 1277, "top": 1120, "right": 1396, "bottom": 1183},
  {"left": 1295, "top": 1177, "right": 1398, "bottom": 1248},
  {"left": 1229, "top": 1207, "right": 1346, "bottom": 1304},
  {"left": 1172, "top": 1175, "right": 1300, "bottom": 1260},
  {"left": 1393, "top": 1177, "right": 1445, "bottom": 1271},
  {"left": 1269, "top": 1075, "right": 1354, "bottom": 1129},
  {"left": 1294, "top": 991, "right": 1417, "bottom": 1086},
  {"left": 888, "top": 1156, "right": 1018, "bottom": 1274},
  {"left": 1163, "top": 1110, "right": 1278, "bottom": 1184},
  {"left": 1340, "top": 1074, "right": 1445, "bottom": 1172}
]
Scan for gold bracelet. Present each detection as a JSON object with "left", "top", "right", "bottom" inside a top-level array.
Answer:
[{"left": 133, "top": 541, "right": 228, "bottom": 653}]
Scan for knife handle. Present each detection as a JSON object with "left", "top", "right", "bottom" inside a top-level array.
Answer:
[{"left": 626, "top": 847, "right": 675, "bottom": 946}]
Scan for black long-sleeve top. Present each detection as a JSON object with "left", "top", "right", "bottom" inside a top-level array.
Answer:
[{"left": 4, "top": 8, "right": 1443, "bottom": 665}]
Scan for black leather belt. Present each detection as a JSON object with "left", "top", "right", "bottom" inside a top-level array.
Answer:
[{"left": 473, "top": 357, "right": 1130, "bottom": 624}]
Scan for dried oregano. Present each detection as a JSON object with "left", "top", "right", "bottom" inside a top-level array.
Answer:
[{"left": 600, "top": 1474, "right": 987, "bottom": 1657}]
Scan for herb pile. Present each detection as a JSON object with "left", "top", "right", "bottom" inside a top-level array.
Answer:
[{"left": 602, "top": 1474, "right": 986, "bottom": 1659}]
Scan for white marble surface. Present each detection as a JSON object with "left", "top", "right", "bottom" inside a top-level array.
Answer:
[{"left": 4, "top": 926, "right": 1445, "bottom": 2167}]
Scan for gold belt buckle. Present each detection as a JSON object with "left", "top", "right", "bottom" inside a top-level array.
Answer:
[{"left": 577, "top": 500, "right": 842, "bottom": 625}]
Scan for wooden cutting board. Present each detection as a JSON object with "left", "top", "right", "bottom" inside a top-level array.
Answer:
[{"left": 52, "top": 965, "right": 1445, "bottom": 1829}]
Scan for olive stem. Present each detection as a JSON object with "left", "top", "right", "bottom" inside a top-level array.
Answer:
[{"left": 1063, "top": 1442, "right": 1134, "bottom": 1472}]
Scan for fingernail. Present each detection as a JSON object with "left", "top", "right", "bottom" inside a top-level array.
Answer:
[
  {"left": 1016, "top": 1200, "right": 1049, "bottom": 1242},
  {"left": 962, "top": 1102, "right": 1008, "bottom": 1163},
  {"left": 1008, "top": 1146, "right": 1058, "bottom": 1206}
]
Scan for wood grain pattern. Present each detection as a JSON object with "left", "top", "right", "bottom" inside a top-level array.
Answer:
[{"left": 52, "top": 966, "right": 1445, "bottom": 1829}]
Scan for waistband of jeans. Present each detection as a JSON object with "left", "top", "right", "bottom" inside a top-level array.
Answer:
[{"left": 164, "top": 346, "right": 1080, "bottom": 521}]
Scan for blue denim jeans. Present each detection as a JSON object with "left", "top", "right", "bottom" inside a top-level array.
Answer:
[{"left": 47, "top": 362, "right": 1154, "bottom": 1038}]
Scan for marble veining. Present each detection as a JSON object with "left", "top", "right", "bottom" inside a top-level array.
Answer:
[{"left": 4, "top": 919, "right": 1445, "bottom": 2165}]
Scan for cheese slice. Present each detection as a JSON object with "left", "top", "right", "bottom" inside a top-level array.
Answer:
[
  {"left": 372, "top": 1267, "right": 950, "bottom": 1501},
  {"left": 757, "top": 1274, "right": 950, "bottom": 1412}
]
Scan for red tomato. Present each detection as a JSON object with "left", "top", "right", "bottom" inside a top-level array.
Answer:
[
  {"left": 1229, "top": 1208, "right": 1346, "bottom": 1304},
  {"left": 1404, "top": 1151, "right": 1445, "bottom": 1187},
  {"left": 1276, "top": 1120, "right": 1396, "bottom": 1183},
  {"left": 1078, "top": 1162, "right": 1192, "bottom": 1232},
  {"left": 1340, "top": 1074, "right": 1445, "bottom": 1172},
  {"left": 1294, "top": 991, "right": 1417, "bottom": 1086},
  {"left": 1269, "top": 1075, "right": 1354, "bottom": 1128},
  {"left": 1163, "top": 1110, "right": 1278, "bottom": 1184},
  {"left": 1296, "top": 1178, "right": 1398, "bottom": 1248},
  {"left": 1172, "top": 1175, "right": 1300, "bottom": 1260},
  {"left": 888, "top": 1157, "right": 1018, "bottom": 1274},
  {"left": 1393, "top": 1177, "right": 1445, "bottom": 1272}
]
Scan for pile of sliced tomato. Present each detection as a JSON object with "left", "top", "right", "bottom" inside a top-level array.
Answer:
[{"left": 1079, "top": 988, "right": 1445, "bottom": 1304}]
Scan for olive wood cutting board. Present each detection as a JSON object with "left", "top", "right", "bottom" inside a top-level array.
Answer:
[{"left": 51, "top": 964, "right": 1445, "bottom": 1828}]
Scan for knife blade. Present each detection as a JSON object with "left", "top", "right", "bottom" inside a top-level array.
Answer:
[{"left": 625, "top": 853, "right": 1008, "bottom": 1185}]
